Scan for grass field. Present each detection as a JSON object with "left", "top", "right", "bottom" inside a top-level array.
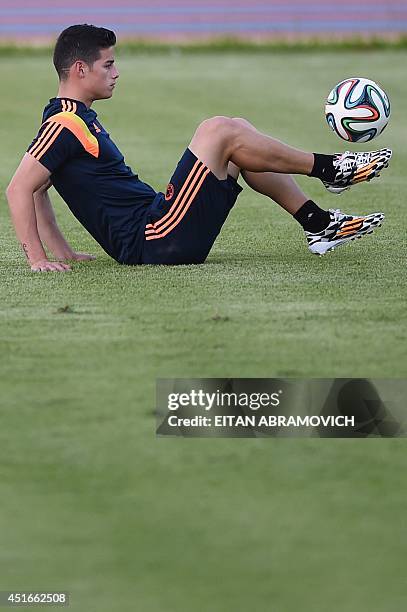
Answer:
[{"left": 1, "top": 51, "right": 406, "bottom": 611}]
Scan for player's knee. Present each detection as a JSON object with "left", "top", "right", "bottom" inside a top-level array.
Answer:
[
  {"left": 194, "top": 116, "right": 237, "bottom": 144},
  {"left": 232, "top": 117, "right": 253, "bottom": 130}
]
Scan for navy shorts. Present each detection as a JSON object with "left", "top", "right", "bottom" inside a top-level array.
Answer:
[{"left": 141, "top": 148, "right": 242, "bottom": 264}]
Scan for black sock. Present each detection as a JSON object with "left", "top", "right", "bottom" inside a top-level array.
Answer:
[
  {"left": 309, "top": 153, "right": 336, "bottom": 182},
  {"left": 293, "top": 200, "right": 331, "bottom": 233}
]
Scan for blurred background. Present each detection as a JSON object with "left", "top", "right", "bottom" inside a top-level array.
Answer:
[{"left": 1, "top": 0, "right": 407, "bottom": 43}]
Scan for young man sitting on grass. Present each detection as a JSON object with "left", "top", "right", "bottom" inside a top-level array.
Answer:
[{"left": 6, "top": 25, "right": 391, "bottom": 272}]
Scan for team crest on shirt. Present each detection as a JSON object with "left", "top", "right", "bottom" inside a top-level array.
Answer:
[{"left": 165, "top": 183, "right": 175, "bottom": 201}]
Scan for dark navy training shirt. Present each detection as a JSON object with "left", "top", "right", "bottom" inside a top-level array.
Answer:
[{"left": 27, "top": 97, "right": 157, "bottom": 263}]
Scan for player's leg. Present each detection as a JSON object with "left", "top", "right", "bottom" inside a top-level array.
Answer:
[
  {"left": 225, "top": 123, "right": 384, "bottom": 255},
  {"left": 189, "top": 115, "right": 314, "bottom": 179},
  {"left": 242, "top": 170, "right": 309, "bottom": 214},
  {"left": 227, "top": 119, "right": 308, "bottom": 215},
  {"left": 144, "top": 117, "right": 388, "bottom": 263},
  {"left": 189, "top": 115, "right": 391, "bottom": 192},
  {"left": 226, "top": 120, "right": 330, "bottom": 227},
  {"left": 232, "top": 157, "right": 331, "bottom": 236},
  {"left": 241, "top": 166, "right": 385, "bottom": 254}
]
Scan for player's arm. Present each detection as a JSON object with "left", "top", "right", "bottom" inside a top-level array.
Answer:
[
  {"left": 33, "top": 181, "right": 95, "bottom": 262},
  {"left": 6, "top": 153, "right": 71, "bottom": 272}
]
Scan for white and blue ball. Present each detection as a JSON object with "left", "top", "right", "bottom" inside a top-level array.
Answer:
[{"left": 325, "top": 77, "right": 390, "bottom": 142}]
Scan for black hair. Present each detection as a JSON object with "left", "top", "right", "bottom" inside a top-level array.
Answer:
[{"left": 53, "top": 24, "right": 116, "bottom": 80}]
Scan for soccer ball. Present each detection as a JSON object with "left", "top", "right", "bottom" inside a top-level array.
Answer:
[{"left": 325, "top": 77, "right": 390, "bottom": 142}]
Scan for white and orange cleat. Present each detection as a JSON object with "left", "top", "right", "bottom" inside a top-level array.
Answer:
[
  {"left": 306, "top": 208, "right": 385, "bottom": 255},
  {"left": 323, "top": 148, "right": 392, "bottom": 194}
]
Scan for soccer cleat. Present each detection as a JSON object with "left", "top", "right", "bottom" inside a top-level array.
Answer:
[
  {"left": 306, "top": 208, "right": 385, "bottom": 255},
  {"left": 323, "top": 148, "right": 392, "bottom": 194}
]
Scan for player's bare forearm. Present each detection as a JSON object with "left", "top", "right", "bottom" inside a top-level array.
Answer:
[
  {"left": 7, "top": 183, "right": 48, "bottom": 263},
  {"left": 6, "top": 154, "right": 72, "bottom": 272},
  {"left": 34, "top": 187, "right": 76, "bottom": 259},
  {"left": 6, "top": 153, "right": 76, "bottom": 272},
  {"left": 6, "top": 184, "right": 70, "bottom": 272}
]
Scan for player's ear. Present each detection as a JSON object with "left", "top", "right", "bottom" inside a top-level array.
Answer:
[{"left": 73, "top": 60, "right": 88, "bottom": 78}]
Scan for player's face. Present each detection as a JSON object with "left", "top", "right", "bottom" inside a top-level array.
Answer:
[{"left": 87, "top": 47, "right": 119, "bottom": 100}]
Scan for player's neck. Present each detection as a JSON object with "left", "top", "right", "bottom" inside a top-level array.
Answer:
[{"left": 56, "top": 85, "right": 93, "bottom": 109}]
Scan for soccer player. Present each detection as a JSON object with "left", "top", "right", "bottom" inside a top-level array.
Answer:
[{"left": 6, "top": 25, "right": 392, "bottom": 272}]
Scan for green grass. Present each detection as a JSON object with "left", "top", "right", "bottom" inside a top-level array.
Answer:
[{"left": 0, "top": 51, "right": 406, "bottom": 611}]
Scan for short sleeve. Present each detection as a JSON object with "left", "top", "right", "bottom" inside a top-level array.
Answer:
[{"left": 27, "top": 123, "right": 81, "bottom": 173}]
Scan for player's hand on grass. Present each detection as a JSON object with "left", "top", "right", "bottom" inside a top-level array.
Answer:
[{"left": 30, "top": 259, "right": 72, "bottom": 272}]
